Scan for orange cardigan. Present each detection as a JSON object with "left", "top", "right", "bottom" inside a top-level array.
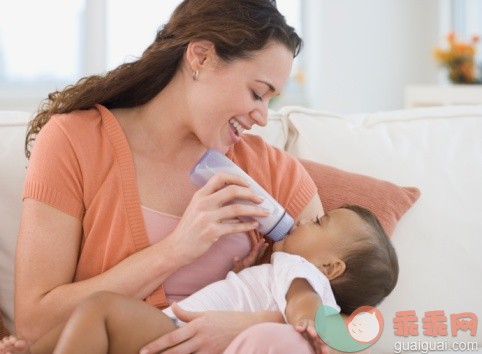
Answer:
[{"left": 23, "top": 105, "right": 316, "bottom": 308}]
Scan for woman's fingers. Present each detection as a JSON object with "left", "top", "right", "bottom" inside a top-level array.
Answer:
[
  {"left": 140, "top": 324, "right": 197, "bottom": 354},
  {"left": 197, "top": 172, "right": 251, "bottom": 195},
  {"left": 215, "top": 220, "right": 259, "bottom": 238},
  {"left": 189, "top": 173, "right": 269, "bottom": 225},
  {"left": 168, "top": 171, "right": 271, "bottom": 262},
  {"left": 216, "top": 203, "right": 269, "bottom": 223},
  {"left": 139, "top": 303, "right": 204, "bottom": 353},
  {"left": 195, "top": 184, "right": 265, "bottom": 215},
  {"left": 196, "top": 172, "right": 266, "bottom": 207}
]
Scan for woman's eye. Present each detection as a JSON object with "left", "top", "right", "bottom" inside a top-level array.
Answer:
[{"left": 252, "top": 91, "right": 263, "bottom": 101}]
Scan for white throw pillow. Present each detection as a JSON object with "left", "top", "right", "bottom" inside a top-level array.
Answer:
[
  {"left": 250, "top": 109, "right": 289, "bottom": 150},
  {"left": 0, "top": 111, "right": 31, "bottom": 332}
]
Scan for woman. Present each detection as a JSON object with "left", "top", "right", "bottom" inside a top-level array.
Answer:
[{"left": 15, "top": 0, "right": 324, "bottom": 352}]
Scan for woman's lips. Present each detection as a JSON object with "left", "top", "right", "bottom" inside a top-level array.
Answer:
[
  {"left": 229, "top": 118, "right": 246, "bottom": 136},
  {"left": 228, "top": 120, "right": 241, "bottom": 143}
]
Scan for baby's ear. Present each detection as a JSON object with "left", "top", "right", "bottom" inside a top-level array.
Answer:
[{"left": 321, "top": 258, "right": 346, "bottom": 280}]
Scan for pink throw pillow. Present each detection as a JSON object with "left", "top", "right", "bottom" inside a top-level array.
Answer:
[{"left": 299, "top": 159, "right": 421, "bottom": 236}]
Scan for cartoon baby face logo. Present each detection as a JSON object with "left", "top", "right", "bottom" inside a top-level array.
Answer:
[
  {"left": 346, "top": 306, "right": 384, "bottom": 344},
  {"left": 315, "top": 305, "right": 384, "bottom": 352}
]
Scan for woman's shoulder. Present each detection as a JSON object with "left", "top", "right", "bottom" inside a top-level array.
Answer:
[
  {"left": 229, "top": 134, "right": 307, "bottom": 190},
  {"left": 43, "top": 105, "right": 122, "bottom": 146},
  {"left": 45, "top": 106, "right": 104, "bottom": 139},
  {"left": 34, "top": 105, "right": 123, "bottom": 170},
  {"left": 230, "top": 134, "right": 288, "bottom": 163}
]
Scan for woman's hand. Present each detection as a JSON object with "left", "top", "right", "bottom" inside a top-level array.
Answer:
[
  {"left": 232, "top": 237, "right": 268, "bottom": 273},
  {"left": 166, "top": 173, "right": 270, "bottom": 264},
  {"left": 140, "top": 303, "right": 272, "bottom": 354},
  {"left": 295, "top": 318, "right": 328, "bottom": 354}
]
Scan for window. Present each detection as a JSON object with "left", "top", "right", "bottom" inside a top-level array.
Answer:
[
  {"left": 0, "top": 0, "right": 86, "bottom": 110},
  {"left": 451, "top": 0, "right": 482, "bottom": 61},
  {"left": 106, "top": 0, "right": 302, "bottom": 70},
  {"left": 106, "top": 1, "right": 180, "bottom": 70},
  {"left": 0, "top": 0, "right": 84, "bottom": 85},
  {"left": 272, "top": 0, "right": 305, "bottom": 107},
  {"left": 0, "top": 0, "right": 302, "bottom": 111}
]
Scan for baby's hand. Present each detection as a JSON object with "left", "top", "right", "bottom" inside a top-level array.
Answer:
[
  {"left": 232, "top": 238, "right": 268, "bottom": 273},
  {"left": 295, "top": 318, "right": 328, "bottom": 354}
]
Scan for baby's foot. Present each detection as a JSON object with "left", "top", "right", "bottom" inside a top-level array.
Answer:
[{"left": 0, "top": 335, "right": 30, "bottom": 354}]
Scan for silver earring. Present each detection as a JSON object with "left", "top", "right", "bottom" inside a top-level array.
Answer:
[{"left": 193, "top": 69, "right": 199, "bottom": 81}]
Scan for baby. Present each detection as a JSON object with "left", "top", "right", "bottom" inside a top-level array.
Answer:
[{"left": 1, "top": 205, "right": 398, "bottom": 354}]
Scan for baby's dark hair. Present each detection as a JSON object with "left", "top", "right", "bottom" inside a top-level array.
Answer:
[{"left": 330, "top": 205, "right": 399, "bottom": 314}]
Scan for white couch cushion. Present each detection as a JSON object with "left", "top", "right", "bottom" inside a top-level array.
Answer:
[
  {"left": 249, "top": 109, "right": 289, "bottom": 150},
  {"left": 283, "top": 105, "right": 482, "bottom": 352},
  {"left": 0, "top": 111, "right": 31, "bottom": 332}
]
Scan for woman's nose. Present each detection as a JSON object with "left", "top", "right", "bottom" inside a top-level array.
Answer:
[{"left": 250, "top": 103, "right": 269, "bottom": 127}]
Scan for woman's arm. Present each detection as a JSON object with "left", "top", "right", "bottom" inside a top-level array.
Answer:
[
  {"left": 140, "top": 304, "right": 284, "bottom": 354},
  {"left": 14, "top": 200, "right": 185, "bottom": 342},
  {"left": 15, "top": 173, "right": 268, "bottom": 342}
]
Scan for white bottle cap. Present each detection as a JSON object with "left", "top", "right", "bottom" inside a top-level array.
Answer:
[{"left": 266, "top": 212, "right": 294, "bottom": 242}]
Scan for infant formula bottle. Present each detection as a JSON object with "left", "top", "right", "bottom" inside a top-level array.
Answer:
[{"left": 190, "top": 149, "right": 294, "bottom": 241}]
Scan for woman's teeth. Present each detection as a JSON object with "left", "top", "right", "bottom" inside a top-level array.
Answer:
[{"left": 229, "top": 118, "right": 245, "bottom": 136}]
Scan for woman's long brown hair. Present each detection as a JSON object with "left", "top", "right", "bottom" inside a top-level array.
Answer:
[{"left": 25, "top": 0, "right": 301, "bottom": 158}]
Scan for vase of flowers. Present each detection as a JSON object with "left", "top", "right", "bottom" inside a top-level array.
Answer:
[{"left": 433, "top": 32, "right": 480, "bottom": 84}]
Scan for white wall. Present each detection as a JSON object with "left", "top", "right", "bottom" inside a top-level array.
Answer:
[
  {"left": 302, "top": 0, "right": 447, "bottom": 114},
  {"left": 0, "top": 0, "right": 451, "bottom": 114}
]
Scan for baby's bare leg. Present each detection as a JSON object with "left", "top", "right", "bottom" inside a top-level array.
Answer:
[
  {"left": 0, "top": 335, "right": 30, "bottom": 354},
  {"left": 1, "top": 322, "right": 67, "bottom": 354},
  {"left": 54, "top": 291, "right": 177, "bottom": 354}
]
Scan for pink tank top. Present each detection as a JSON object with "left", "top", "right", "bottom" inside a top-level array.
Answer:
[{"left": 141, "top": 205, "right": 252, "bottom": 304}]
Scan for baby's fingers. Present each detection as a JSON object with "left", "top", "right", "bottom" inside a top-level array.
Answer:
[
  {"left": 232, "top": 238, "right": 268, "bottom": 272},
  {"left": 295, "top": 320, "right": 328, "bottom": 354},
  {"left": 295, "top": 318, "right": 309, "bottom": 332}
]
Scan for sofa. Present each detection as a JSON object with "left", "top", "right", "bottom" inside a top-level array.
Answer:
[{"left": 1, "top": 105, "right": 481, "bottom": 353}]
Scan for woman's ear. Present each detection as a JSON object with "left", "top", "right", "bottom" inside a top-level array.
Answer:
[
  {"left": 186, "top": 40, "right": 215, "bottom": 73},
  {"left": 320, "top": 258, "right": 346, "bottom": 280}
]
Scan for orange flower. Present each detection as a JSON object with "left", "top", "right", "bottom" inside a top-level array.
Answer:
[{"left": 433, "top": 32, "right": 480, "bottom": 84}]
